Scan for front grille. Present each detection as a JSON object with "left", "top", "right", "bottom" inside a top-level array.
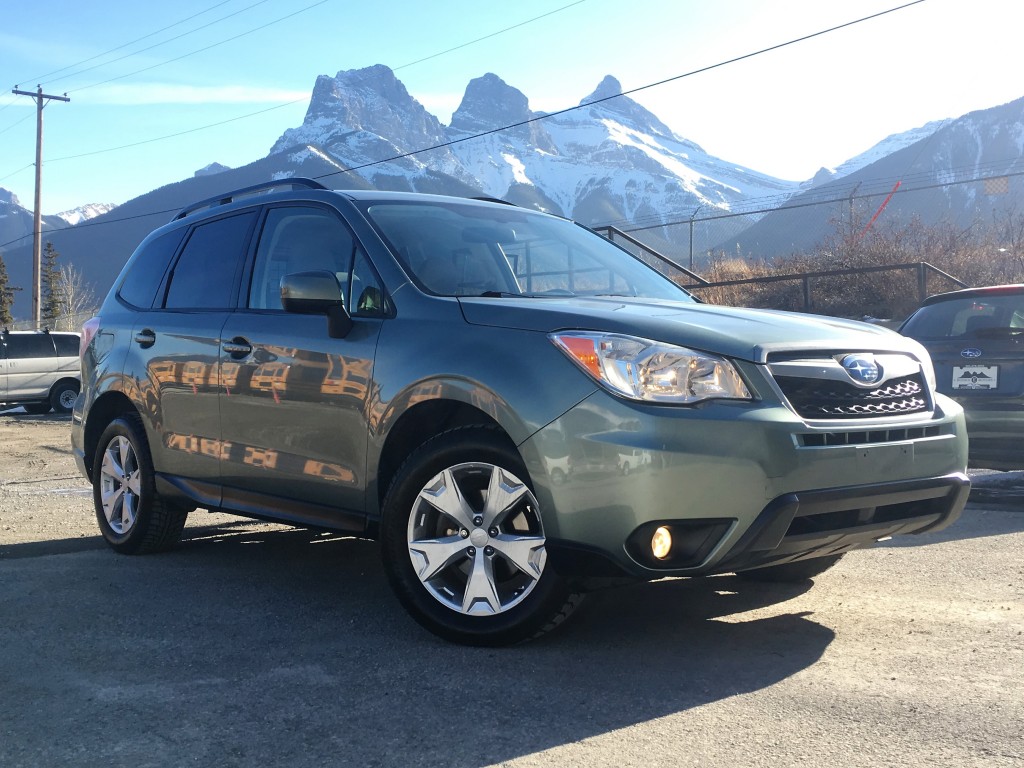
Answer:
[
  {"left": 798, "top": 425, "right": 943, "bottom": 447},
  {"left": 775, "top": 374, "right": 930, "bottom": 420}
]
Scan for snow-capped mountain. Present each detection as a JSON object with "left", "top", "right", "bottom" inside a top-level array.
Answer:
[
  {"left": 6, "top": 65, "right": 1022, "bottom": 322},
  {"left": 727, "top": 96, "right": 1024, "bottom": 257},
  {"left": 55, "top": 203, "right": 117, "bottom": 226},
  {"left": 0, "top": 187, "right": 70, "bottom": 256},
  {"left": 270, "top": 65, "right": 478, "bottom": 191},
  {"left": 268, "top": 66, "right": 799, "bottom": 228},
  {"left": 804, "top": 119, "right": 954, "bottom": 190},
  {"left": 194, "top": 162, "right": 231, "bottom": 178}
]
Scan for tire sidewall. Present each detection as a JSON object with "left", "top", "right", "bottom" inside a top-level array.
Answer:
[
  {"left": 51, "top": 382, "right": 79, "bottom": 413},
  {"left": 381, "top": 428, "right": 571, "bottom": 646}
]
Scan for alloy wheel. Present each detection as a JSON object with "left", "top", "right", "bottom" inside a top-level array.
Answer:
[
  {"left": 99, "top": 435, "right": 142, "bottom": 535},
  {"left": 407, "top": 462, "right": 547, "bottom": 616}
]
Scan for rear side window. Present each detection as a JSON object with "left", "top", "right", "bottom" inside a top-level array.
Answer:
[
  {"left": 118, "top": 229, "right": 186, "bottom": 309},
  {"left": 52, "top": 334, "right": 80, "bottom": 357},
  {"left": 4, "top": 334, "right": 56, "bottom": 359},
  {"left": 165, "top": 212, "right": 256, "bottom": 310}
]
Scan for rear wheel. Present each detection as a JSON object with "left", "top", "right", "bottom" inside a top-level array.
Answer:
[
  {"left": 381, "top": 427, "right": 581, "bottom": 646},
  {"left": 93, "top": 415, "right": 188, "bottom": 554},
  {"left": 737, "top": 554, "right": 844, "bottom": 583},
  {"left": 50, "top": 381, "right": 79, "bottom": 413}
]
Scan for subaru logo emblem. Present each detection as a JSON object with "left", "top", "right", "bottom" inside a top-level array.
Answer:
[
  {"left": 842, "top": 354, "right": 882, "bottom": 385},
  {"left": 961, "top": 348, "right": 983, "bottom": 359}
]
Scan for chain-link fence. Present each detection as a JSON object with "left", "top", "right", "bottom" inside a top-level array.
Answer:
[{"left": 597, "top": 170, "right": 1024, "bottom": 320}]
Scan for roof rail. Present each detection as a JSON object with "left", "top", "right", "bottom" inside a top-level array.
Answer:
[{"left": 175, "top": 178, "right": 329, "bottom": 220}]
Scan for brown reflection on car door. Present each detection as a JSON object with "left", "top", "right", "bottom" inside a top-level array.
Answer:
[
  {"left": 217, "top": 312, "right": 382, "bottom": 513},
  {"left": 127, "top": 310, "right": 230, "bottom": 484}
]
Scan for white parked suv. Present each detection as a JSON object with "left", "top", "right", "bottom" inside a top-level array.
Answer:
[{"left": 0, "top": 330, "right": 81, "bottom": 414}]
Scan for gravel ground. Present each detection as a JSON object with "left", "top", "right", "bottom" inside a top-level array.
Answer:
[{"left": 0, "top": 411, "right": 1021, "bottom": 768}]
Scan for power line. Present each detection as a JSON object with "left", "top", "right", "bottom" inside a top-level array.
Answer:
[
  {"left": 21, "top": 0, "right": 238, "bottom": 87},
  {"left": 615, "top": 168, "right": 1024, "bottom": 235},
  {"left": 68, "top": 0, "right": 331, "bottom": 95},
  {"left": 43, "top": 0, "right": 274, "bottom": 89},
  {"left": 3, "top": 0, "right": 590, "bottom": 173},
  {"left": 2, "top": 165, "right": 1020, "bottom": 256},
  {"left": 47, "top": 99, "right": 307, "bottom": 162},
  {"left": 391, "top": 0, "right": 589, "bottom": 72},
  {"left": 309, "top": 0, "right": 928, "bottom": 183},
  {"left": 0, "top": 0, "right": 938, "bottom": 250},
  {"left": 0, "top": 164, "right": 34, "bottom": 185},
  {"left": 0, "top": 112, "right": 33, "bottom": 139}
]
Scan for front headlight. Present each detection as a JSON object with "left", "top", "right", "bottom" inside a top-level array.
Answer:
[{"left": 550, "top": 332, "right": 752, "bottom": 404}]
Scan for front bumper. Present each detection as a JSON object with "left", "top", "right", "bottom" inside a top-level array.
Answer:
[{"left": 521, "top": 389, "right": 970, "bottom": 580}]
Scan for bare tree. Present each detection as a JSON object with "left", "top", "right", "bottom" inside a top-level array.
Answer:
[{"left": 52, "top": 264, "right": 96, "bottom": 331}]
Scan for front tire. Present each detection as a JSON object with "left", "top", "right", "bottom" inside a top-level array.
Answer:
[
  {"left": 93, "top": 415, "right": 187, "bottom": 554},
  {"left": 381, "top": 427, "right": 581, "bottom": 646}
]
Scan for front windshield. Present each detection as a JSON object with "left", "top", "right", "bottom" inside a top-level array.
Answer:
[{"left": 360, "top": 199, "right": 693, "bottom": 302}]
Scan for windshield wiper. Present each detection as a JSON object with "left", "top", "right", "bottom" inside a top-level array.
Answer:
[{"left": 477, "top": 290, "right": 576, "bottom": 299}]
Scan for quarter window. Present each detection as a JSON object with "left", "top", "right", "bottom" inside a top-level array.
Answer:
[
  {"left": 118, "top": 229, "right": 185, "bottom": 309},
  {"left": 52, "top": 334, "right": 80, "bottom": 357}
]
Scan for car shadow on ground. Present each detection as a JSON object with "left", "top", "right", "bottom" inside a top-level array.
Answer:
[
  {"left": 1, "top": 521, "right": 833, "bottom": 767},
  {"left": 880, "top": 505, "right": 1024, "bottom": 549}
]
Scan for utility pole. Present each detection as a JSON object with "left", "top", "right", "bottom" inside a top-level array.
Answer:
[{"left": 12, "top": 85, "right": 70, "bottom": 329}]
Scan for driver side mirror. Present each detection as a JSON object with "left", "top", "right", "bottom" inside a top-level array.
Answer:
[{"left": 280, "top": 271, "right": 352, "bottom": 338}]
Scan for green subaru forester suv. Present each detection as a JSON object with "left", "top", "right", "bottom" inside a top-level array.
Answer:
[{"left": 71, "top": 179, "right": 970, "bottom": 645}]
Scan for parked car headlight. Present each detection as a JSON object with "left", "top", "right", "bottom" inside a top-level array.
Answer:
[{"left": 551, "top": 332, "right": 752, "bottom": 404}]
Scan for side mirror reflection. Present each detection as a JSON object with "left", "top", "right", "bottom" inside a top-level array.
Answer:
[{"left": 280, "top": 271, "right": 352, "bottom": 338}]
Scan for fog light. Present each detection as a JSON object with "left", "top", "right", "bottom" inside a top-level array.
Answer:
[{"left": 651, "top": 526, "right": 672, "bottom": 560}]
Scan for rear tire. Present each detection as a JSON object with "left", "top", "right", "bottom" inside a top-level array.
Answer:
[
  {"left": 381, "top": 426, "right": 582, "bottom": 646},
  {"left": 50, "top": 381, "right": 79, "bottom": 413},
  {"left": 93, "top": 414, "right": 188, "bottom": 554},
  {"left": 737, "top": 554, "right": 844, "bottom": 583}
]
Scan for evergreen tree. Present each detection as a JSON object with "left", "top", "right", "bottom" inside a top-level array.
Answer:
[
  {"left": 0, "top": 254, "right": 14, "bottom": 327},
  {"left": 42, "top": 241, "right": 62, "bottom": 327}
]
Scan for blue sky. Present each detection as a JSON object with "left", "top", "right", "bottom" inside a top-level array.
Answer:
[{"left": 1, "top": 0, "right": 1022, "bottom": 213}]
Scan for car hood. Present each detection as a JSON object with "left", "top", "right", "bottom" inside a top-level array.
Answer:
[{"left": 458, "top": 296, "right": 909, "bottom": 364}]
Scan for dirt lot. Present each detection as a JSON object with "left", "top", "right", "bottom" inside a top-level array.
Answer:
[{"left": 1, "top": 412, "right": 1022, "bottom": 768}]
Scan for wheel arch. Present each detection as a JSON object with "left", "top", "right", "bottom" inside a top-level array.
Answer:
[
  {"left": 81, "top": 390, "right": 139, "bottom": 480},
  {"left": 373, "top": 397, "right": 519, "bottom": 520},
  {"left": 49, "top": 376, "right": 80, "bottom": 395}
]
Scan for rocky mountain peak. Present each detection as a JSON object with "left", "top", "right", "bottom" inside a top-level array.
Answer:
[
  {"left": 0, "top": 188, "right": 22, "bottom": 208},
  {"left": 449, "top": 73, "right": 555, "bottom": 153},
  {"left": 451, "top": 73, "right": 530, "bottom": 132},
  {"left": 578, "top": 75, "right": 684, "bottom": 145},
  {"left": 585, "top": 75, "right": 623, "bottom": 102},
  {"left": 270, "top": 64, "right": 448, "bottom": 159}
]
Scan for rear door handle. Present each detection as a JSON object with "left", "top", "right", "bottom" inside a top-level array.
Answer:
[
  {"left": 222, "top": 338, "right": 252, "bottom": 358},
  {"left": 134, "top": 329, "right": 156, "bottom": 348}
]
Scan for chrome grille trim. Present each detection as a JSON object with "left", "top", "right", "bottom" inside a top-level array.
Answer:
[{"left": 766, "top": 353, "right": 934, "bottom": 421}]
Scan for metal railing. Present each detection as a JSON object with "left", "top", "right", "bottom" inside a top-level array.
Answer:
[
  {"left": 684, "top": 262, "right": 968, "bottom": 312},
  {"left": 593, "top": 225, "right": 709, "bottom": 285}
]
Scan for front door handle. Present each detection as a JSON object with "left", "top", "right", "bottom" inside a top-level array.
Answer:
[{"left": 222, "top": 338, "right": 253, "bottom": 358}]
